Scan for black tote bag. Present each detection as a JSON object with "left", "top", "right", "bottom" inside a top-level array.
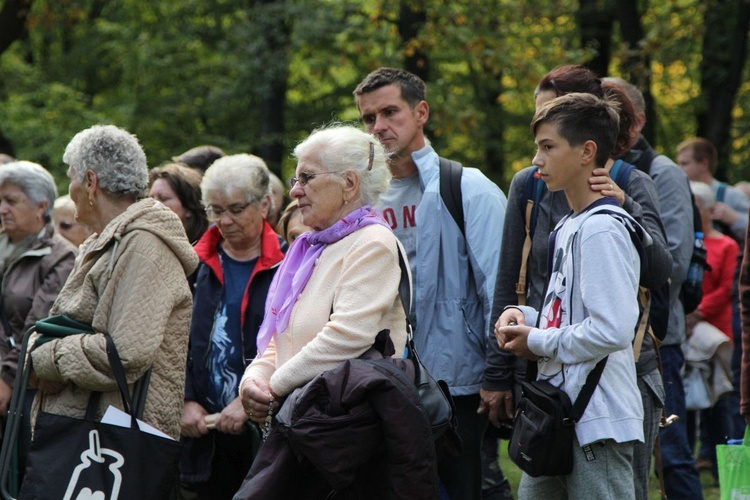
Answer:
[{"left": 18, "top": 335, "right": 182, "bottom": 500}]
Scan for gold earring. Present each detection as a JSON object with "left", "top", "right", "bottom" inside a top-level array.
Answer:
[{"left": 88, "top": 198, "right": 94, "bottom": 206}]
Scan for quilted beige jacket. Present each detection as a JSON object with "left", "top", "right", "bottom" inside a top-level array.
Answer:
[{"left": 30, "top": 198, "right": 199, "bottom": 439}]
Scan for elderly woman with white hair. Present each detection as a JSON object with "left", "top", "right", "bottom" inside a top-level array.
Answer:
[
  {"left": 240, "top": 124, "right": 408, "bottom": 416},
  {"left": 179, "top": 154, "right": 285, "bottom": 499},
  {"left": 25, "top": 125, "right": 199, "bottom": 446},
  {"left": 236, "top": 125, "right": 426, "bottom": 498},
  {"left": 0, "top": 162, "right": 77, "bottom": 417}
]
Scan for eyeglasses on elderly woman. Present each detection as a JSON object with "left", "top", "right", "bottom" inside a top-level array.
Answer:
[{"left": 289, "top": 169, "right": 350, "bottom": 189}]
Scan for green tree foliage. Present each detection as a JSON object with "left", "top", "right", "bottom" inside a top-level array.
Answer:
[{"left": 0, "top": 0, "right": 748, "bottom": 192}]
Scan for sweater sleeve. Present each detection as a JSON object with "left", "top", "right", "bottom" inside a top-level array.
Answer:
[{"left": 239, "top": 337, "right": 278, "bottom": 397}]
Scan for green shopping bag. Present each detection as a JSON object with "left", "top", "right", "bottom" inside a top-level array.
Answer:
[{"left": 717, "top": 426, "right": 750, "bottom": 500}]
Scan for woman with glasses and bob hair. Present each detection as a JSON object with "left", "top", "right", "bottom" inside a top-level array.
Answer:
[{"left": 179, "top": 153, "right": 284, "bottom": 499}]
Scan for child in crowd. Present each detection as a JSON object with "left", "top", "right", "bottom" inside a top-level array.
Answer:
[{"left": 495, "top": 92, "right": 644, "bottom": 499}]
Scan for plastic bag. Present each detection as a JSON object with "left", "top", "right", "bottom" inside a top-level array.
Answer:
[{"left": 717, "top": 427, "right": 750, "bottom": 500}]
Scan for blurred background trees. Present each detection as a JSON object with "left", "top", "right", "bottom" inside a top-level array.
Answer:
[{"left": 0, "top": 0, "right": 748, "bottom": 191}]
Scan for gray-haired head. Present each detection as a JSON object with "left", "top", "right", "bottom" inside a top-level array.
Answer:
[
  {"left": 690, "top": 181, "right": 716, "bottom": 211},
  {"left": 63, "top": 125, "right": 148, "bottom": 199},
  {"left": 0, "top": 161, "right": 58, "bottom": 221},
  {"left": 201, "top": 154, "right": 270, "bottom": 205},
  {"left": 293, "top": 124, "right": 390, "bottom": 207}
]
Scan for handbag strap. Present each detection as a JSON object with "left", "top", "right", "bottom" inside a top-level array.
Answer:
[
  {"left": 395, "top": 244, "right": 418, "bottom": 360},
  {"left": 103, "top": 334, "right": 139, "bottom": 429}
]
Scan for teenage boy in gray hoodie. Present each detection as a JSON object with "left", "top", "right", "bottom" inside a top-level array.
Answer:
[{"left": 496, "top": 92, "right": 644, "bottom": 500}]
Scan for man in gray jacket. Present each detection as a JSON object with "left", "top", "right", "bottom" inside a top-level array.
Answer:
[{"left": 609, "top": 78, "right": 700, "bottom": 500}]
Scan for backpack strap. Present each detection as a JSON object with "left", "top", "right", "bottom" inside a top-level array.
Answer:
[
  {"left": 716, "top": 181, "right": 727, "bottom": 203},
  {"left": 439, "top": 157, "right": 464, "bottom": 236},
  {"left": 609, "top": 159, "right": 635, "bottom": 190},
  {"left": 589, "top": 208, "right": 651, "bottom": 358},
  {"left": 632, "top": 287, "right": 652, "bottom": 361},
  {"left": 516, "top": 168, "right": 545, "bottom": 306}
]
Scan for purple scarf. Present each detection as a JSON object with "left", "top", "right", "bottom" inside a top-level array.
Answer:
[{"left": 256, "top": 205, "right": 391, "bottom": 355}]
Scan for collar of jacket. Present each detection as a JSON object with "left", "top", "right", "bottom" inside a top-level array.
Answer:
[{"left": 193, "top": 220, "right": 284, "bottom": 287}]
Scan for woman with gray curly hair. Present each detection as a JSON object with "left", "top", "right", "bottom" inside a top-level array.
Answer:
[
  {"left": 179, "top": 153, "right": 285, "bottom": 499},
  {"left": 25, "top": 125, "right": 199, "bottom": 451},
  {"left": 0, "top": 161, "right": 77, "bottom": 418}
]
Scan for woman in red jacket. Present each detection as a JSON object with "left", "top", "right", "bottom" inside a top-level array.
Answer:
[{"left": 686, "top": 180, "right": 739, "bottom": 483}]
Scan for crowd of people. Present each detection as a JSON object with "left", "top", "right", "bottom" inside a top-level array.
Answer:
[{"left": 0, "top": 65, "right": 747, "bottom": 500}]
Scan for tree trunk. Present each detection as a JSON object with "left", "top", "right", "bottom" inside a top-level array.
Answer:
[
  {"left": 0, "top": 0, "right": 32, "bottom": 56},
  {"left": 255, "top": 0, "right": 290, "bottom": 177},
  {"left": 398, "top": 0, "right": 428, "bottom": 81},
  {"left": 475, "top": 65, "right": 505, "bottom": 182},
  {"left": 0, "top": 0, "right": 33, "bottom": 156},
  {"left": 696, "top": 0, "right": 750, "bottom": 179},
  {"left": 578, "top": 0, "right": 615, "bottom": 77},
  {"left": 615, "top": 0, "right": 656, "bottom": 145},
  {"left": 398, "top": 0, "right": 436, "bottom": 148}
]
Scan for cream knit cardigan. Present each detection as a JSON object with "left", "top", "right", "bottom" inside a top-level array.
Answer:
[{"left": 241, "top": 224, "right": 407, "bottom": 397}]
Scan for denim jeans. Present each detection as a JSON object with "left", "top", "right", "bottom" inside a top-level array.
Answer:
[{"left": 658, "top": 344, "right": 704, "bottom": 500}]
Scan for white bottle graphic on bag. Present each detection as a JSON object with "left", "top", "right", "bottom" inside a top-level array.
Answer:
[{"left": 63, "top": 430, "right": 124, "bottom": 500}]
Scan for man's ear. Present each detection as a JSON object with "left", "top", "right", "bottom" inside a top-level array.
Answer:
[
  {"left": 581, "top": 140, "right": 598, "bottom": 166},
  {"left": 414, "top": 101, "right": 429, "bottom": 128},
  {"left": 698, "top": 156, "right": 711, "bottom": 172}
]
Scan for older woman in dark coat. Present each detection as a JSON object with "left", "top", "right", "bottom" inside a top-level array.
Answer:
[{"left": 0, "top": 161, "right": 77, "bottom": 417}]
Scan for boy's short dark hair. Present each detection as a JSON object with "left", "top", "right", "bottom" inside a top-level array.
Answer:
[
  {"left": 353, "top": 67, "right": 426, "bottom": 108},
  {"left": 531, "top": 92, "right": 620, "bottom": 168}
]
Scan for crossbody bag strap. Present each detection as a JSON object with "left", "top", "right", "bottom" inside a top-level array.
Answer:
[{"left": 568, "top": 356, "right": 608, "bottom": 423}]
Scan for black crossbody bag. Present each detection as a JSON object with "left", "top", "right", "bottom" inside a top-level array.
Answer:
[{"left": 508, "top": 357, "right": 607, "bottom": 477}]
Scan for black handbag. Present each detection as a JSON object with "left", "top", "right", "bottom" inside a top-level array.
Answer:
[
  {"left": 507, "top": 358, "right": 607, "bottom": 477},
  {"left": 15, "top": 332, "right": 181, "bottom": 500},
  {"left": 395, "top": 247, "right": 458, "bottom": 439}
]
